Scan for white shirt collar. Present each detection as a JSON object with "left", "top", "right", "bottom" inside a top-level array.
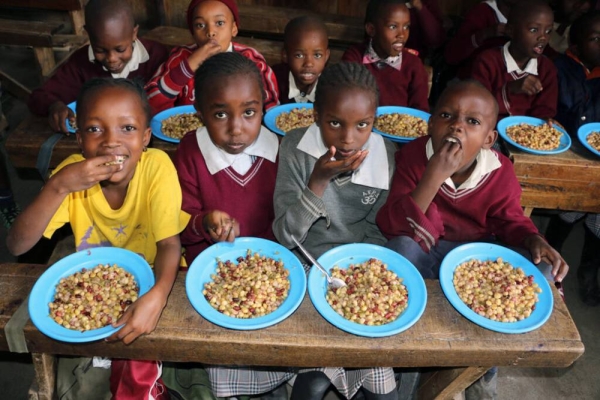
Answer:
[
  {"left": 196, "top": 125, "right": 279, "bottom": 175},
  {"left": 297, "top": 123, "right": 390, "bottom": 190},
  {"left": 425, "top": 138, "right": 501, "bottom": 191},
  {"left": 503, "top": 42, "right": 539, "bottom": 75},
  {"left": 288, "top": 71, "right": 317, "bottom": 103},
  {"left": 483, "top": 0, "right": 507, "bottom": 23},
  {"left": 225, "top": 42, "right": 233, "bottom": 52},
  {"left": 88, "top": 39, "right": 149, "bottom": 79}
]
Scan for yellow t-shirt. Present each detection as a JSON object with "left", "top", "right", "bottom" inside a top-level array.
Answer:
[{"left": 44, "top": 149, "right": 190, "bottom": 266}]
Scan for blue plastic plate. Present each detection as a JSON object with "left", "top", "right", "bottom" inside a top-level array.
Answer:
[
  {"left": 308, "top": 243, "right": 427, "bottom": 337},
  {"left": 29, "top": 247, "right": 155, "bottom": 342},
  {"left": 186, "top": 237, "right": 307, "bottom": 330},
  {"left": 150, "top": 105, "right": 199, "bottom": 143},
  {"left": 373, "top": 106, "right": 430, "bottom": 144},
  {"left": 263, "top": 103, "right": 314, "bottom": 136},
  {"left": 577, "top": 123, "right": 600, "bottom": 158},
  {"left": 439, "top": 243, "right": 553, "bottom": 334},
  {"left": 66, "top": 101, "right": 77, "bottom": 133},
  {"left": 497, "top": 116, "right": 571, "bottom": 155}
]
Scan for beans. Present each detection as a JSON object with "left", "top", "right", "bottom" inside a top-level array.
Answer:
[
  {"left": 275, "top": 108, "right": 314, "bottom": 132},
  {"left": 374, "top": 114, "right": 427, "bottom": 138},
  {"left": 587, "top": 132, "right": 600, "bottom": 151},
  {"left": 203, "top": 250, "right": 290, "bottom": 318},
  {"left": 49, "top": 264, "right": 139, "bottom": 331},
  {"left": 453, "top": 258, "right": 541, "bottom": 323},
  {"left": 326, "top": 258, "right": 408, "bottom": 326},
  {"left": 162, "top": 113, "right": 203, "bottom": 139},
  {"left": 507, "top": 123, "right": 561, "bottom": 151}
]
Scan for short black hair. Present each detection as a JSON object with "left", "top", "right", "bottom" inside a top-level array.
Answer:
[
  {"left": 284, "top": 16, "right": 329, "bottom": 49},
  {"left": 85, "top": 0, "right": 136, "bottom": 36},
  {"left": 76, "top": 78, "right": 152, "bottom": 125},
  {"left": 365, "top": 0, "right": 408, "bottom": 24},
  {"left": 194, "top": 52, "right": 265, "bottom": 109},
  {"left": 569, "top": 10, "right": 600, "bottom": 46},
  {"left": 435, "top": 80, "right": 499, "bottom": 126},
  {"left": 314, "top": 62, "right": 379, "bottom": 112},
  {"left": 507, "top": 0, "right": 553, "bottom": 28}
]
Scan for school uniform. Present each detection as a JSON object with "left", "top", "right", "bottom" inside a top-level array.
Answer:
[
  {"left": 342, "top": 41, "right": 429, "bottom": 111},
  {"left": 405, "top": 0, "right": 446, "bottom": 58},
  {"left": 271, "top": 63, "right": 317, "bottom": 105},
  {"left": 471, "top": 42, "right": 558, "bottom": 119}
]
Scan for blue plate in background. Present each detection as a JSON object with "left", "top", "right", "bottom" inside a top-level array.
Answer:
[
  {"left": 308, "top": 243, "right": 427, "bottom": 337},
  {"left": 66, "top": 101, "right": 77, "bottom": 133},
  {"left": 577, "top": 122, "right": 600, "bottom": 158},
  {"left": 263, "top": 103, "right": 314, "bottom": 136},
  {"left": 186, "top": 237, "right": 306, "bottom": 330},
  {"left": 29, "top": 247, "right": 155, "bottom": 342},
  {"left": 497, "top": 116, "right": 571, "bottom": 155},
  {"left": 150, "top": 105, "right": 199, "bottom": 143},
  {"left": 439, "top": 243, "right": 553, "bottom": 334},
  {"left": 373, "top": 106, "right": 430, "bottom": 144}
]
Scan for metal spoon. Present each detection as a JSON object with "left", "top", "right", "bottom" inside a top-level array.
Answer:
[{"left": 291, "top": 235, "right": 347, "bottom": 289}]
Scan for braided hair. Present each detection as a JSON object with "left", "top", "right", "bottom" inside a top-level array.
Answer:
[{"left": 314, "top": 62, "right": 379, "bottom": 113}]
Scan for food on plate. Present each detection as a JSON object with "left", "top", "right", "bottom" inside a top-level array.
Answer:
[
  {"left": 326, "top": 258, "right": 408, "bottom": 325},
  {"left": 49, "top": 264, "right": 139, "bottom": 331},
  {"left": 161, "top": 113, "right": 203, "bottom": 139},
  {"left": 203, "top": 250, "right": 290, "bottom": 318},
  {"left": 586, "top": 132, "right": 600, "bottom": 152},
  {"left": 506, "top": 123, "right": 561, "bottom": 150},
  {"left": 374, "top": 113, "right": 427, "bottom": 138},
  {"left": 275, "top": 107, "right": 314, "bottom": 132},
  {"left": 453, "top": 258, "right": 541, "bottom": 322},
  {"left": 68, "top": 117, "right": 77, "bottom": 131}
]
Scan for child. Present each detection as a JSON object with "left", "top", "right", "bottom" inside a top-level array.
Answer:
[
  {"left": 273, "top": 62, "right": 397, "bottom": 400},
  {"left": 8, "top": 78, "right": 189, "bottom": 399},
  {"left": 342, "top": 0, "right": 429, "bottom": 111},
  {"left": 271, "top": 16, "right": 330, "bottom": 105},
  {"left": 471, "top": 0, "right": 558, "bottom": 120},
  {"left": 27, "top": 0, "right": 168, "bottom": 134},
  {"left": 403, "top": 0, "right": 446, "bottom": 59},
  {"left": 547, "top": 10, "right": 600, "bottom": 306},
  {"left": 145, "top": 0, "right": 279, "bottom": 114}
]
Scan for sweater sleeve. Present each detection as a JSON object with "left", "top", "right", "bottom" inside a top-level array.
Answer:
[
  {"left": 529, "top": 58, "right": 558, "bottom": 119},
  {"left": 412, "top": 0, "right": 445, "bottom": 49},
  {"left": 444, "top": 4, "right": 496, "bottom": 65},
  {"left": 407, "top": 55, "right": 430, "bottom": 112},
  {"left": 471, "top": 51, "right": 510, "bottom": 116}
]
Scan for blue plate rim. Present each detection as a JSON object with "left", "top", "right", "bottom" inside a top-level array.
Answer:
[
  {"left": 263, "top": 103, "right": 314, "bottom": 136},
  {"left": 497, "top": 116, "right": 572, "bottom": 155},
  {"left": 373, "top": 106, "right": 430, "bottom": 143},
  {"left": 150, "top": 105, "right": 199, "bottom": 144},
  {"left": 577, "top": 123, "right": 600, "bottom": 158},
  {"left": 307, "top": 243, "right": 427, "bottom": 338},
  {"left": 66, "top": 101, "right": 77, "bottom": 133},
  {"left": 439, "top": 242, "right": 554, "bottom": 334}
]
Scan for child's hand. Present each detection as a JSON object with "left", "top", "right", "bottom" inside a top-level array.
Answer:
[
  {"left": 407, "top": 0, "right": 422, "bottom": 11},
  {"left": 308, "top": 146, "right": 368, "bottom": 197},
  {"left": 187, "top": 40, "right": 222, "bottom": 71},
  {"left": 545, "top": 118, "right": 565, "bottom": 130},
  {"left": 425, "top": 139, "right": 463, "bottom": 184},
  {"left": 507, "top": 75, "right": 543, "bottom": 96},
  {"left": 48, "top": 101, "right": 75, "bottom": 134},
  {"left": 50, "top": 155, "right": 124, "bottom": 193},
  {"left": 524, "top": 234, "right": 569, "bottom": 282},
  {"left": 203, "top": 210, "right": 240, "bottom": 242}
]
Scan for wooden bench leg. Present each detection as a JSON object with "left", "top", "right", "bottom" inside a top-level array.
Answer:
[
  {"left": 69, "top": 10, "right": 85, "bottom": 36},
  {"left": 32, "top": 47, "right": 56, "bottom": 78},
  {"left": 28, "top": 353, "right": 56, "bottom": 400},
  {"left": 523, "top": 207, "right": 534, "bottom": 218},
  {"left": 417, "top": 367, "right": 488, "bottom": 400}
]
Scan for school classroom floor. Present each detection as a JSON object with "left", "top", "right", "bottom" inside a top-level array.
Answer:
[{"left": 0, "top": 46, "right": 599, "bottom": 400}]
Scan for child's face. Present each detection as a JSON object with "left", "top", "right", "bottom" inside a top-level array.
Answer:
[
  {"left": 87, "top": 18, "right": 138, "bottom": 74},
  {"left": 196, "top": 73, "right": 263, "bottom": 155},
  {"left": 428, "top": 86, "right": 497, "bottom": 176},
  {"left": 283, "top": 29, "right": 330, "bottom": 91},
  {"left": 76, "top": 86, "right": 151, "bottom": 185},
  {"left": 508, "top": 8, "right": 554, "bottom": 60},
  {"left": 191, "top": 0, "right": 238, "bottom": 51},
  {"left": 366, "top": 4, "right": 410, "bottom": 59},
  {"left": 314, "top": 87, "right": 377, "bottom": 160},
  {"left": 574, "top": 18, "right": 600, "bottom": 70}
]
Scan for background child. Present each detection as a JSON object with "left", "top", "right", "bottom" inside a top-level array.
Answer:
[
  {"left": 8, "top": 78, "right": 189, "bottom": 399},
  {"left": 145, "top": 0, "right": 279, "bottom": 114},
  {"left": 27, "top": 0, "right": 168, "bottom": 134},
  {"left": 471, "top": 0, "right": 558, "bottom": 120},
  {"left": 550, "top": 0, "right": 592, "bottom": 54},
  {"left": 403, "top": 0, "right": 446, "bottom": 60},
  {"left": 342, "top": 0, "right": 429, "bottom": 111},
  {"left": 271, "top": 16, "right": 330, "bottom": 105},
  {"left": 273, "top": 62, "right": 397, "bottom": 400}
]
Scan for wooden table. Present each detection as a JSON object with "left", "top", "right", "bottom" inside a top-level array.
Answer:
[{"left": 0, "top": 263, "right": 584, "bottom": 400}]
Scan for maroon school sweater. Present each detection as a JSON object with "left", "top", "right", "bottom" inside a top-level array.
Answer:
[
  {"left": 342, "top": 43, "right": 430, "bottom": 111},
  {"left": 174, "top": 130, "right": 279, "bottom": 265},
  {"left": 27, "top": 39, "right": 168, "bottom": 116},
  {"left": 471, "top": 46, "right": 558, "bottom": 119},
  {"left": 376, "top": 136, "right": 539, "bottom": 252}
]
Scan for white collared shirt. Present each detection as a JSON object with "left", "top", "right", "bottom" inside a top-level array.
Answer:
[
  {"left": 196, "top": 125, "right": 279, "bottom": 175},
  {"left": 425, "top": 138, "right": 502, "bottom": 191},
  {"left": 88, "top": 39, "right": 150, "bottom": 79},
  {"left": 483, "top": 0, "right": 508, "bottom": 24},
  {"left": 296, "top": 123, "right": 390, "bottom": 190},
  {"left": 288, "top": 71, "right": 317, "bottom": 103},
  {"left": 502, "top": 42, "right": 539, "bottom": 75}
]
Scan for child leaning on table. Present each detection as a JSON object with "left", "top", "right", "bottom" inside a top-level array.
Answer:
[
  {"left": 273, "top": 62, "right": 398, "bottom": 400},
  {"left": 7, "top": 78, "right": 189, "bottom": 400},
  {"left": 145, "top": 0, "right": 279, "bottom": 114},
  {"left": 27, "top": 0, "right": 168, "bottom": 134}
]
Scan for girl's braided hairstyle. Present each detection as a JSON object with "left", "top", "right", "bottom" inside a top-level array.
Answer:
[{"left": 314, "top": 62, "right": 379, "bottom": 112}]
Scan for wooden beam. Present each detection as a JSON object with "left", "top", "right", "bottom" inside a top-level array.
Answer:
[
  {"left": 0, "top": 19, "right": 64, "bottom": 47},
  {"left": 0, "top": 70, "right": 32, "bottom": 101},
  {"left": 418, "top": 367, "right": 488, "bottom": 400},
  {"left": 29, "top": 353, "right": 56, "bottom": 400},
  {"left": 0, "top": 0, "right": 83, "bottom": 11}
]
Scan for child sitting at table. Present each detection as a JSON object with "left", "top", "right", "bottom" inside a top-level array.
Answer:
[
  {"left": 471, "top": 0, "right": 558, "bottom": 120},
  {"left": 341, "top": 0, "right": 429, "bottom": 111},
  {"left": 145, "top": 0, "right": 279, "bottom": 114},
  {"left": 271, "top": 16, "right": 330, "bottom": 105},
  {"left": 27, "top": 0, "right": 168, "bottom": 134},
  {"left": 273, "top": 62, "right": 397, "bottom": 400},
  {"left": 8, "top": 78, "right": 189, "bottom": 399}
]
